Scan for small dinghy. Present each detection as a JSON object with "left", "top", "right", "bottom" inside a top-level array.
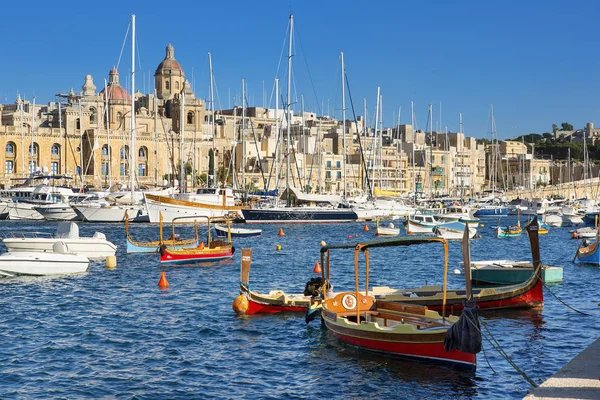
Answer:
[
  {"left": 0, "top": 241, "right": 90, "bottom": 277},
  {"left": 374, "top": 222, "right": 400, "bottom": 236},
  {"left": 214, "top": 223, "right": 261, "bottom": 238}
]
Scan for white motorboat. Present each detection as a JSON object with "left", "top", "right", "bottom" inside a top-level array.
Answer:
[
  {"left": 34, "top": 203, "right": 79, "bottom": 221},
  {"left": 2, "top": 222, "right": 117, "bottom": 258},
  {"left": 0, "top": 241, "right": 89, "bottom": 277},
  {"left": 374, "top": 222, "right": 400, "bottom": 236},
  {"left": 571, "top": 227, "right": 598, "bottom": 239},
  {"left": 433, "top": 222, "right": 477, "bottom": 240},
  {"left": 73, "top": 201, "right": 146, "bottom": 223},
  {"left": 405, "top": 213, "right": 439, "bottom": 234},
  {"left": 543, "top": 213, "right": 563, "bottom": 228}
]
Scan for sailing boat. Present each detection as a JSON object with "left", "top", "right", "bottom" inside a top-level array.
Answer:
[
  {"left": 72, "top": 14, "right": 148, "bottom": 223},
  {"left": 241, "top": 15, "right": 357, "bottom": 224}
]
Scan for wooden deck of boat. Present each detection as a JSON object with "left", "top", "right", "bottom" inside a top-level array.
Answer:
[{"left": 523, "top": 336, "right": 600, "bottom": 399}]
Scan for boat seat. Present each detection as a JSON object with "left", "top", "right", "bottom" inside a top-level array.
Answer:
[
  {"left": 209, "top": 240, "right": 229, "bottom": 248},
  {"left": 55, "top": 222, "right": 79, "bottom": 239}
]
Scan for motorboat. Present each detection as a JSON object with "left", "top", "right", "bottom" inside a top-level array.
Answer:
[
  {"left": 434, "top": 222, "right": 477, "bottom": 240},
  {"left": 464, "top": 260, "right": 563, "bottom": 285},
  {"left": 0, "top": 241, "right": 89, "bottom": 277},
  {"left": 374, "top": 221, "right": 400, "bottom": 236},
  {"left": 2, "top": 222, "right": 117, "bottom": 258},
  {"left": 214, "top": 224, "right": 261, "bottom": 238}
]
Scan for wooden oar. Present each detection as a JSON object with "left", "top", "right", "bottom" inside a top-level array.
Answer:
[{"left": 572, "top": 239, "right": 585, "bottom": 263}]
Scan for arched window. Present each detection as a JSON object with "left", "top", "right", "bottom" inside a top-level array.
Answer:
[
  {"left": 28, "top": 143, "right": 38, "bottom": 155},
  {"left": 138, "top": 146, "right": 147, "bottom": 158},
  {"left": 165, "top": 81, "right": 170, "bottom": 91},
  {"left": 51, "top": 144, "right": 60, "bottom": 155},
  {"left": 102, "top": 144, "right": 110, "bottom": 157},
  {"left": 90, "top": 107, "right": 97, "bottom": 124},
  {"left": 76, "top": 118, "right": 81, "bottom": 129},
  {"left": 187, "top": 112, "right": 194, "bottom": 124},
  {"left": 120, "top": 146, "right": 129, "bottom": 160},
  {"left": 175, "top": 81, "right": 180, "bottom": 91},
  {"left": 6, "top": 143, "right": 15, "bottom": 154},
  {"left": 116, "top": 112, "right": 122, "bottom": 123}
]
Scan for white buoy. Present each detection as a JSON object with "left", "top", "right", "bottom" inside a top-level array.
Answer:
[{"left": 453, "top": 269, "right": 462, "bottom": 275}]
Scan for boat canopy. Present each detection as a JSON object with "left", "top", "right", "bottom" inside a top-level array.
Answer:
[
  {"left": 279, "top": 186, "right": 342, "bottom": 206},
  {"left": 321, "top": 235, "right": 446, "bottom": 253}
]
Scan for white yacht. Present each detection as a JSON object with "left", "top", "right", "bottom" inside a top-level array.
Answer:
[{"left": 0, "top": 241, "right": 89, "bottom": 277}]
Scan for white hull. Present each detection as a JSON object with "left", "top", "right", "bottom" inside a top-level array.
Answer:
[
  {"left": 8, "top": 202, "right": 45, "bottom": 220},
  {"left": 34, "top": 204, "right": 79, "bottom": 221},
  {"left": 544, "top": 215, "right": 563, "bottom": 228},
  {"left": 406, "top": 220, "right": 435, "bottom": 234},
  {"left": 73, "top": 204, "right": 144, "bottom": 222},
  {"left": 3, "top": 238, "right": 116, "bottom": 258},
  {"left": 375, "top": 226, "right": 400, "bottom": 236},
  {"left": 0, "top": 251, "right": 89, "bottom": 276},
  {"left": 145, "top": 197, "right": 235, "bottom": 223},
  {"left": 434, "top": 226, "right": 477, "bottom": 240}
]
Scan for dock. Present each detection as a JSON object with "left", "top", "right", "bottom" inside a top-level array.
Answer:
[{"left": 523, "top": 337, "right": 600, "bottom": 399}]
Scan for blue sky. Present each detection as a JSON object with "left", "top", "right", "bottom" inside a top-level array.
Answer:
[{"left": 1, "top": 0, "right": 599, "bottom": 139}]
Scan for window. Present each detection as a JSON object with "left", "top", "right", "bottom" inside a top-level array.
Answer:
[
  {"left": 29, "top": 161, "right": 37, "bottom": 174},
  {"left": 175, "top": 81, "right": 180, "bottom": 91},
  {"left": 326, "top": 171, "right": 331, "bottom": 179},
  {"left": 336, "top": 161, "right": 341, "bottom": 168},
  {"left": 51, "top": 162, "right": 59, "bottom": 175},
  {"left": 76, "top": 118, "right": 81, "bottom": 129},
  {"left": 102, "top": 145, "right": 109, "bottom": 157},
  {"left": 51, "top": 144, "right": 59, "bottom": 155},
  {"left": 28, "top": 143, "right": 38, "bottom": 155},
  {"left": 90, "top": 107, "right": 97, "bottom": 124},
  {"left": 5, "top": 160, "right": 13, "bottom": 174},
  {"left": 165, "top": 81, "right": 170, "bottom": 91},
  {"left": 120, "top": 146, "right": 129, "bottom": 160},
  {"left": 138, "top": 163, "right": 147, "bottom": 177},
  {"left": 187, "top": 112, "right": 194, "bottom": 124},
  {"left": 76, "top": 166, "right": 81, "bottom": 176},
  {"left": 326, "top": 161, "right": 332, "bottom": 168},
  {"left": 120, "top": 163, "right": 127, "bottom": 176},
  {"left": 336, "top": 171, "right": 342, "bottom": 179},
  {"left": 116, "top": 112, "right": 122, "bottom": 123},
  {"left": 101, "top": 162, "right": 109, "bottom": 176},
  {"left": 139, "top": 147, "right": 147, "bottom": 158},
  {"left": 6, "top": 143, "right": 14, "bottom": 154}
]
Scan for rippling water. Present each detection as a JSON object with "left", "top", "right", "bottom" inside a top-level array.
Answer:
[{"left": 1, "top": 216, "right": 599, "bottom": 399}]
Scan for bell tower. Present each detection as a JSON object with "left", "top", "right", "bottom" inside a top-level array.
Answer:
[{"left": 154, "top": 44, "right": 185, "bottom": 100}]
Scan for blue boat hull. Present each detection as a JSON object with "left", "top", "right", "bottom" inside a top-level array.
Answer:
[
  {"left": 577, "top": 243, "right": 600, "bottom": 264},
  {"left": 474, "top": 208, "right": 508, "bottom": 217}
]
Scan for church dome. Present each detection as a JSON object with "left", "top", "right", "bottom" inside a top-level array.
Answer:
[
  {"left": 99, "top": 68, "right": 131, "bottom": 102},
  {"left": 155, "top": 44, "right": 184, "bottom": 76}
]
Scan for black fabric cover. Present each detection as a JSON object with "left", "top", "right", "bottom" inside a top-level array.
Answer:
[{"left": 444, "top": 299, "right": 482, "bottom": 354}]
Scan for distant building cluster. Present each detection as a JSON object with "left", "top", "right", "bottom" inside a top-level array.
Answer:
[{"left": 0, "top": 44, "right": 556, "bottom": 196}]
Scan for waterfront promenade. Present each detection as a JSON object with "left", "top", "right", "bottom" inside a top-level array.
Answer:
[{"left": 524, "top": 336, "right": 600, "bottom": 399}]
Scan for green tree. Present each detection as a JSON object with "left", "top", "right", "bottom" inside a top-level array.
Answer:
[
  {"left": 561, "top": 122, "right": 573, "bottom": 131},
  {"left": 552, "top": 124, "right": 558, "bottom": 133}
]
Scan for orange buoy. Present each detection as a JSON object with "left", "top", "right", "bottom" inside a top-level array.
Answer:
[
  {"left": 363, "top": 224, "right": 369, "bottom": 232},
  {"left": 407, "top": 231, "right": 412, "bottom": 235},
  {"left": 572, "top": 232, "right": 578, "bottom": 239},
  {"left": 313, "top": 261, "right": 322, "bottom": 274},
  {"left": 232, "top": 294, "right": 249, "bottom": 314},
  {"left": 278, "top": 228, "right": 285, "bottom": 236},
  {"left": 158, "top": 272, "right": 169, "bottom": 289},
  {"left": 347, "top": 235, "right": 353, "bottom": 238}
]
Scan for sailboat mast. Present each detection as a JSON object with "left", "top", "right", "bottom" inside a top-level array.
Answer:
[
  {"left": 58, "top": 99, "right": 64, "bottom": 178},
  {"left": 153, "top": 89, "right": 158, "bottom": 186},
  {"left": 130, "top": 13, "right": 136, "bottom": 199},
  {"left": 428, "top": 104, "right": 433, "bottom": 199},
  {"left": 241, "top": 78, "right": 246, "bottom": 192},
  {"left": 341, "top": 52, "right": 346, "bottom": 201},
  {"left": 286, "top": 13, "right": 293, "bottom": 206},
  {"left": 301, "top": 94, "right": 307, "bottom": 193},
  {"left": 208, "top": 52, "right": 215, "bottom": 187},
  {"left": 363, "top": 98, "right": 367, "bottom": 193},
  {"left": 20, "top": 99, "right": 24, "bottom": 178},
  {"left": 275, "top": 78, "right": 279, "bottom": 198},
  {"left": 397, "top": 106, "right": 401, "bottom": 192},
  {"left": 372, "top": 87, "right": 380, "bottom": 196},
  {"left": 411, "top": 100, "right": 415, "bottom": 198},
  {"left": 379, "top": 94, "right": 383, "bottom": 189},
  {"left": 459, "top": 112, "right": 464, "bottom": 200},
  {"left": 31, "top": 96, "right": 36, "bottom": 176}
]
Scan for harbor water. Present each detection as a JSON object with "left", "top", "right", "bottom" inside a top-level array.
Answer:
[{"left": 1, "top": 216, "right": 599, "bottom": 399}]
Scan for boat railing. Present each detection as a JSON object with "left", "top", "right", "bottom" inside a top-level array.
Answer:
[{"left": 2, "top": 231, "right": 54, "bottom": 239}]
